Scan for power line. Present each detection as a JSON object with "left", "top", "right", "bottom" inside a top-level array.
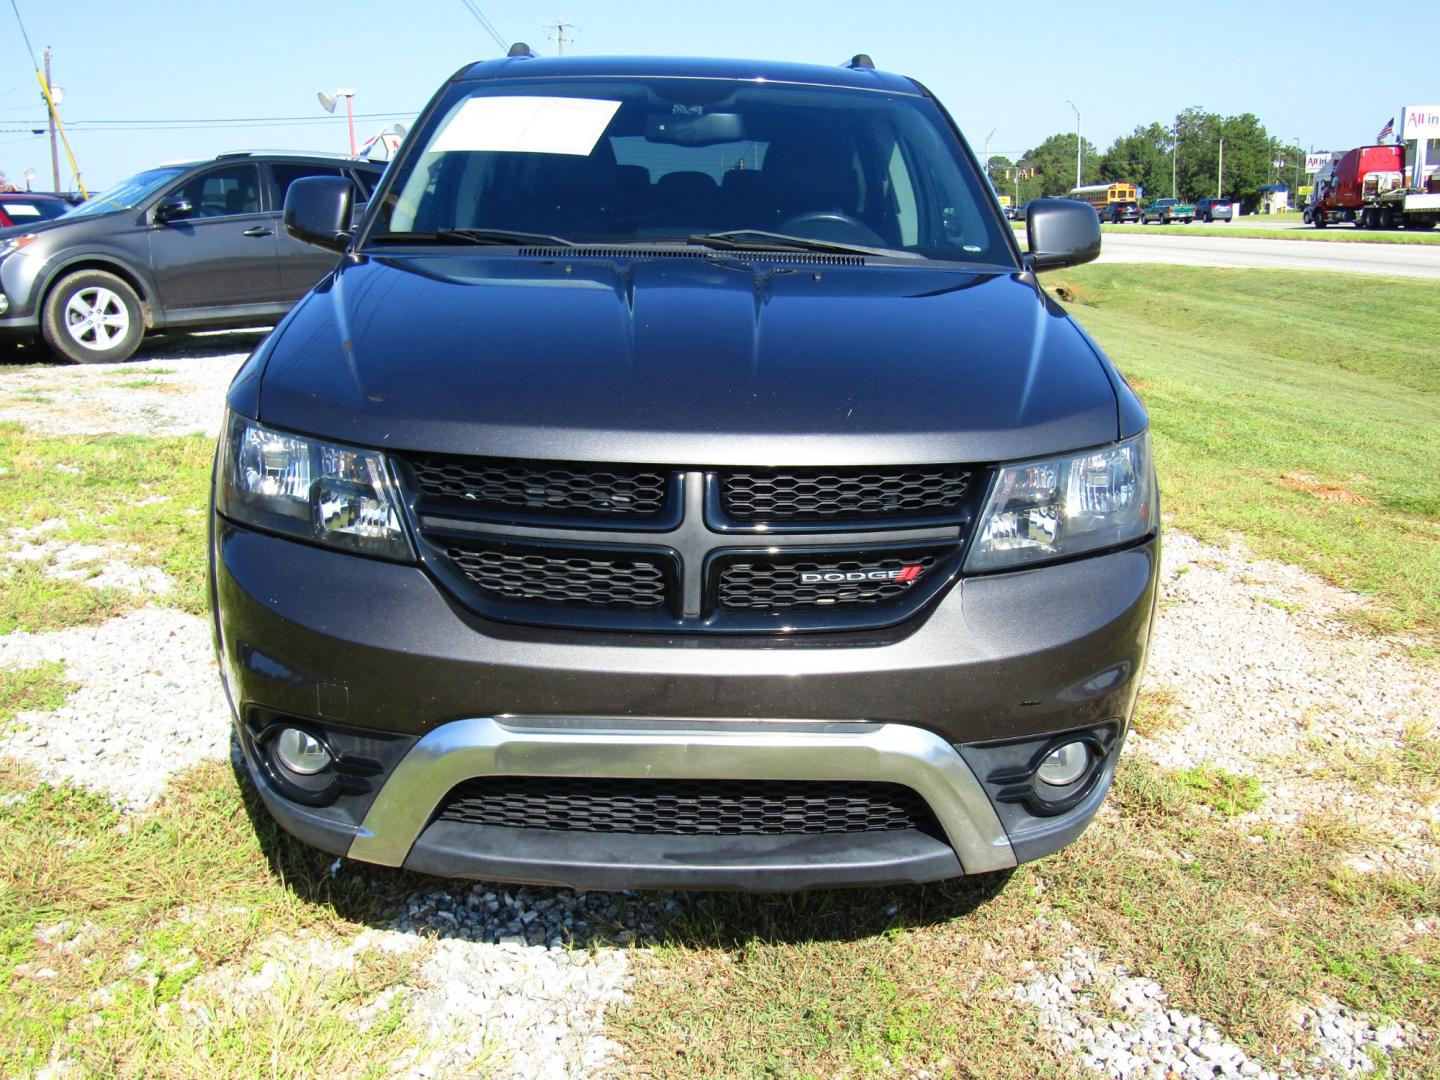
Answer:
[
  {"left": 457, "top": 0, "right": 508, "bottom": 51},
  {"left": 3, "top": 111, "right": 415, "bottom": 127},
  {"left": 7, "top": 0, "right": 38, "bottom": 67}
]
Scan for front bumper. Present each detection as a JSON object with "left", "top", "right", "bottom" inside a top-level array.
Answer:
[{"left": 215, "top": 519, "right": 1157, "bottom": 889}]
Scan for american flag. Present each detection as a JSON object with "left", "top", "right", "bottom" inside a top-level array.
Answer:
[{"left": 1377, "top": 117, "right": 1395, "bottom": 142}]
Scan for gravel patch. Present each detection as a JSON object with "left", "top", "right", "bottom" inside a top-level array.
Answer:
[
  {"left": 1015, "top": 943, "right": 1411, "bottom": 1079},
  {"left": 184, "top": 926, "right": 631, "bottom": 1079},
  {"left": 1139, "top": 530, "right": 1439, "bottom": 865},
  {"left": 0, "top": 329, "right": 260, "bottom": 437},
  {"left": 4, "top": 535, "right": 175, "bottom": 596},
  {"left": 0, "top": 607, "right": 231, "bottom": 807}
]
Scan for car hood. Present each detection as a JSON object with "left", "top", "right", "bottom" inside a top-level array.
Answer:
[{"left": 251, "top": 254, "right": 1120, "bottom": 466}]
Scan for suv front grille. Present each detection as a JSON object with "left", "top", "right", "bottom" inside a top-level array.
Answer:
[
  {"left": 721, "top": 467, "right": 969, "bottom": 523},
  {"left": 445, "top": 543, "right": 667, "bottom": 608},
  {"left": 403, "top": 459, "right": 979, "bottom": 633},
  {"left": 435, "top": 777, "right": 939, "bottom": 836},
  {"left": 406, "top": 453, "right": 669, "bottom": 521}
]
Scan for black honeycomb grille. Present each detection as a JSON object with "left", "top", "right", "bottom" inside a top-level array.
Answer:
[
  {"left": 719, "top": 553, "right": 939, "bottom": 610},
  {"left": 721, "top": 467, "right": 969, "bottom": 522},
  {"left": 406, "top": 454, "right": 668, "bottom": 519},
  {"left": 445, "top": 545, "right": 666, "bottom": 608},
  {"left": 435, "top": 777, "right": 938, "bottom": 835}
]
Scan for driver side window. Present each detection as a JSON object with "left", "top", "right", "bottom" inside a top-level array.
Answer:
[{"left": 168, "top": 164, "right": 261, "bottom": 220}]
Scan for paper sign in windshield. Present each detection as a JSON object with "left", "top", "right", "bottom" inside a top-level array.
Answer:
[
  {"left": 5, "top": 204, "right": 41, "bottom": 217},
  {"left": 431, "top": 96, "right": 621, "bottom": 156}
]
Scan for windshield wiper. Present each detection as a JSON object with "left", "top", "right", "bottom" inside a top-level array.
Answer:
[
  {"left": 687, "top": 230, "right": 919, "bottom": 259},
  {"left": 371, "top": 228, "right": 577, "bottom": 247}
]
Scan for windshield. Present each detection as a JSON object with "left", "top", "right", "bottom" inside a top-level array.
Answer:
[
  {"left": 62, "top": 166, "right": 187, "bottom": 219},
  {"left": 370, "top": 77, "right": 1011, "bottom": 263}
]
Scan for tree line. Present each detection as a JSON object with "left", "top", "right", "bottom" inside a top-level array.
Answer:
[{"left": 987, "top": 108, "right": 1307, "bottom": 210}]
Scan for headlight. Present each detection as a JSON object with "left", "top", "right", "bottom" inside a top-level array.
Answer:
[
  {"left": 216, "top": 412, "right": 412, "bottom": 560},
  {"left": 0, "top": 234, "right": 38, "bottom": 260},
  {"left": 965, "top": 432, "right": 1156, "bottom": 572}
]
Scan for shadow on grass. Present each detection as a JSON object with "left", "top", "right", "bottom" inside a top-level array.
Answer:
[{"left": 228, "top": 747, "right": 1017, "bottom": 949}]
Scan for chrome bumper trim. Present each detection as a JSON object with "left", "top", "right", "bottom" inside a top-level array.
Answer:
[{"left": 347, "top": 717, "right": 1018, "bottom": 875}]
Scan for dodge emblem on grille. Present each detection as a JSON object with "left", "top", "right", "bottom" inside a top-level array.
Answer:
[{"left": 801, "top": 565, "right": 924, "bottom": 585}]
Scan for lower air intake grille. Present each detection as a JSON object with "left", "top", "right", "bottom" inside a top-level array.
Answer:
[
  {"left": 719, "top": 553, "right": 939, "bottom": 610},
  {"left": 434, "top": 777, "right": 938, "bottom": 836},
  {"left": 721, "top": 467, "right": 970, "bottom": 522},
  {"left": 445, "top": 545, "right": 666, "bottom": 608}
]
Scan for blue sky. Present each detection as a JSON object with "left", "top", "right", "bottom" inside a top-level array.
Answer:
[{"left": 0, "top": 0, "right": 1427, "bottom": 190}]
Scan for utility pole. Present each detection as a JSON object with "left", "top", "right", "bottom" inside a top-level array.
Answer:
[
  {"left": 546, "top": 20, "right": 575, "bottom": 55},
  {"left": 1066, "top": 100, "right": 1081, "bottom": 188},
  {"left": 1217, "top": 137, "right": 1224, "bottom": 198},
  {"left": 44, "top": 48, "right": 59, "bottom": 193},
  {"left": 1172, "top": 124, "right": 1179, "bottom": 198}
]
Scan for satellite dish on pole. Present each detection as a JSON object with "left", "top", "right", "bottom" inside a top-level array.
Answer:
[{"left": 317, "top": 91, "right": 337, "bottom": 114}]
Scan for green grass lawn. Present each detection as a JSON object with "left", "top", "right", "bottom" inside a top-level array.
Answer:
[{"left": 1051, "top": 265, "right": 1440, "bottom": 642}]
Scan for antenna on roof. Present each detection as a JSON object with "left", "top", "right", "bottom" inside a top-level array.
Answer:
[
  {"left": 507, "top": 42, "right": 536, "bottom": 58},
  {"left": 845, "top": 53, "right": 875, "bottom": 70}
]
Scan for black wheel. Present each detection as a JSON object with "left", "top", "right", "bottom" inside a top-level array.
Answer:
[
  {"left": 1314, "top": 212, "right": 1327, "bottom": 229},
  {"left": 41, "top": 270, "right": 144, "bottom": 364}
]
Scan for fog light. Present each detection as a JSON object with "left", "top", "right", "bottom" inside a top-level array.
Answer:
[
  {"left": 274, "top": 727, "right": 332, "bottom": 775},
  {"left": 0, "top": 294, "right": 9, "bottom": 316},
  {"left": 1036, "top": 741, "right": 1089, "bottom": 787}
]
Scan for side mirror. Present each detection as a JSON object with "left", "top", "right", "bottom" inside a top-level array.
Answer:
[
  {"left": 283, "top": 176, "right": 354, "bottom": 253},
  {"left": 154, "top": 198, "right": 193, "bottom": 223},
  {"left": 1025, "top": 198, "right": 1101, "bottom": 272}
]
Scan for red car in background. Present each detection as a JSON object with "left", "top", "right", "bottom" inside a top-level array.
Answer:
[{"left": 0, "top": 193, "right": 71, "bottom": 228}]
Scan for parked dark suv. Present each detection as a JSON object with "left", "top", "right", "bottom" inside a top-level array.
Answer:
[
  {"left": 211, "top": 51, "right": 1159, "bottom": 891},
  {"left": 0, "top": 152, "right": 382, "bottom": 363}
]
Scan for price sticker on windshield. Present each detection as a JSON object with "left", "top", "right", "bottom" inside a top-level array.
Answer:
[{"left": 431, "top": 96, "right": 621, "bottom": 156}]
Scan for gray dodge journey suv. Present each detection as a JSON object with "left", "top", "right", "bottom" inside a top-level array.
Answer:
[{"left": 210, "top": 50, "right": 1159, "bottom": 891}]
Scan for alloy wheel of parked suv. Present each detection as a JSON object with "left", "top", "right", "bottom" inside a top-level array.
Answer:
[{"left": 41, "top": 270, "right": 144, "bottom": 364}]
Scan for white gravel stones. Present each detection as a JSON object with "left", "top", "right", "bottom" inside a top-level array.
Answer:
[
  {"left": 1015, "top": 946, "right": 1409, "bottom": 1079},
  {"left": 1138, "top": 529, "right": 1439, "bottom": 863},
  {"left": 5, "top": 534, "right": 175, "bottom": 596},
  {"left": 0, "top": 330, "right": 257, "bottom": 437},
  {"left": 0, "top": 607, "right": 231, "bottom": 807},
  {"left": 408, "top": 935, "right": 629, "bottom": 1078}
]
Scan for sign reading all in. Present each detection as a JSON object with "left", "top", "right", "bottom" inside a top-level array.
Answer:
[{"left": 1402, "top": 105, "right": 1440, "bottom": 141}]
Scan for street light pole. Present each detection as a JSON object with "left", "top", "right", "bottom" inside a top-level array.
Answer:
[
  {"left": 1065, "top": 100, "right": 1081, "bottom": 188},
  {"left": 983, "top": 127, "right": 997, "bottom": 182}
]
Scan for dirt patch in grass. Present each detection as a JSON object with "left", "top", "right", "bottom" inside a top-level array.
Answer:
[{"left": 1274, "top": 472, "right": 1374, "bottom": 506}]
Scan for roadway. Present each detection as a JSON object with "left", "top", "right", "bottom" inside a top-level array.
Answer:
[{"left": 1091, "top": 231, "right": 1440, "bottom": 279}]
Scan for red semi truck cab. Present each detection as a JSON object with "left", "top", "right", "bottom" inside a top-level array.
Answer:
[{"left": 1324, "top": 145, "right": 1405, "bottom": 208}]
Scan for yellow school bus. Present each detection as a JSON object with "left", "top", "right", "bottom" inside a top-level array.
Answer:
[{"left": 1068, "top": 182, "right": 1140, "bottom": 222}]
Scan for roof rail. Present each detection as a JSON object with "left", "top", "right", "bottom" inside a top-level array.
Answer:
[
  {"left": 507, "top": 41, "right": 536, "bottom": 58},
  {"left": 844, "top": 53, "right": 875, "bottom": 70},
  {"left": 214, "top": 149, "right": 355, "bottom": 161}
]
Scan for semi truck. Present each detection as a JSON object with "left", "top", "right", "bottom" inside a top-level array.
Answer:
[{"left": 1309, "top": 144, "right": 1440, "bottom": 229}]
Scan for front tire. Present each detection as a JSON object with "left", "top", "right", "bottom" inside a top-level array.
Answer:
[{"left": 41, "top": 270, "right": 144, "bottom": 364}]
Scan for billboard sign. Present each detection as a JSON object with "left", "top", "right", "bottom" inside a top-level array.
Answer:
[
  {"left": 1305, "top": 152, "right": 1332, "bottom": 174},
  {"left": 1401, "top": 105, "right": 1440, "bottom": 141}
]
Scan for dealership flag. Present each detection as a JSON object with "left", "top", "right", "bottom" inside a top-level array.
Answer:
[{"left": 1378, "top": 117, "right": 1395, "bottom": 142}]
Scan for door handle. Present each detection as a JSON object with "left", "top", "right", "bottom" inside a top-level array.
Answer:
[{"left": 242, "top": 226, "right": 274, "bottom": 237}]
